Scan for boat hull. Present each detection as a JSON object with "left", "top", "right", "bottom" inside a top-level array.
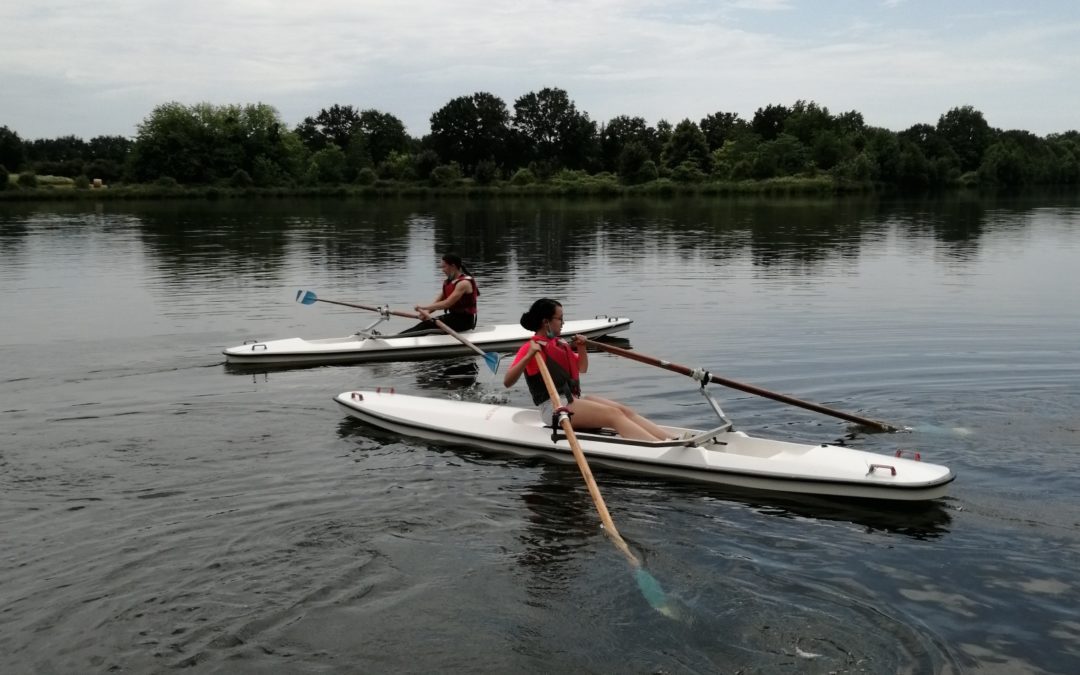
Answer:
[
  {"left": 334, "top": 390, "right": 955, "bottom": 501},
  {"left": 224, "top": 317, "right": 632, "bottom": 365}
]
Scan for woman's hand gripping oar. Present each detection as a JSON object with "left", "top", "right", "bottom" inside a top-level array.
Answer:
[
  {"left": 296, "top": 290, "right": 501, "bottom": 373},
  {"left": 532, "top": 352, "right": 675, "bottom": 617}
]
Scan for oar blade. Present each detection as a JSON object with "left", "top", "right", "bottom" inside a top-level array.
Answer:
[
  {"left": 483, "top": 351, "right": 502, "bottom": 373},
  {"left": 634, "top": 568, "right": 677, "bottom": 618},
  {"left": 296, "top": 290, "right": 318, "bottom": 305}
]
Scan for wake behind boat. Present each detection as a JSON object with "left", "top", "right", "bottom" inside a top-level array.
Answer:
[
  {"left": 224, "top": 316, "right": 632, "bottom": 365},
  {"left": 334, "top": 388, "right": 954, "bottom": 501}
]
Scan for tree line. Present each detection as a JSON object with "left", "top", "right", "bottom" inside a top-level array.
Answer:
[{"left": 2, "top": 88, "right": 1078, "bottom": 193}]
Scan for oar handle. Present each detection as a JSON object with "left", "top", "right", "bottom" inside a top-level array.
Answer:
[{"left": 584, "top": 339, "right": 900, "bottom": 432}]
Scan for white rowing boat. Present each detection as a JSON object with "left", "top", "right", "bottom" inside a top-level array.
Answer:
[
  {"left": 223, "top": 316, "right": 632, "bottom": 365},
  {"left": 334, "top": 388, "right": 955, "bottom": 501}
]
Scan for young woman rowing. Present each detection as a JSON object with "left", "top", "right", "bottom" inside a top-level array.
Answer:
[{"left": 503, "top": 298, "right": 671, "bottom": 442}]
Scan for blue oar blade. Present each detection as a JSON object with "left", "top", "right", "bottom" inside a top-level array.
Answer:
[
  {"left": 635, "top": 568, "right": 677, "bottom": 618},
  {"left": 483, "top": 352, "right": 501, "bottom": 373},
  {"left": 296, "top": 290, "right": 318, "bottom": 305}
]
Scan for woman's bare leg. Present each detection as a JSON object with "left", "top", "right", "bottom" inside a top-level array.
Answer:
[
  {"left": 566, "top": 398, "right": 657, "bottom": 441},
  {"left": 584, "top": 395, "right": 670, "bottom": 440}
]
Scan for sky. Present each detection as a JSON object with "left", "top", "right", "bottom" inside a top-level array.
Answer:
[{"left": 2, "top": 0, "right": 1079, "bottom": 141}]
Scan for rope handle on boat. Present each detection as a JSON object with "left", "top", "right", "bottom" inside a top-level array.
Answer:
[
  {"left": 895, "top": 449, "right": 921, "bottom": 461},
  {"left": 867, "top": 463, "right": 897, "bottom": 476}
]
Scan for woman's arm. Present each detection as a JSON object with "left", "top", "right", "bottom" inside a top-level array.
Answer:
[
  {"left": 504, "top": 341, "right": 542, "bottom": 387},
  {"left": 418, "top": 280, "right": 469, "bottom": 312},
  {"left": 572, "top": 334, "right": 588, "bottom": 374}
]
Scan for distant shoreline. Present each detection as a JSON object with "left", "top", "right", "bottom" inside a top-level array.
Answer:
[{"left": 0, "top": 176, "right": 897, "bottom": 202}]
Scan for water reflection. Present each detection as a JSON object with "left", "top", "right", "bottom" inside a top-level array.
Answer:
[
  {"left": 648, "top": 477, "right": 955, "bottom": 539},
  {"left": 514, "top": 464, "right": 596, "bottom": 602},
  {"left": 8, "top": 193, "right": 1074, "bottom": 299}
]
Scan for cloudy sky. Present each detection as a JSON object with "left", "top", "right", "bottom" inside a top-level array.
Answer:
[{"left": 3, "top": 0, "right": 1078, "bottom": 141}]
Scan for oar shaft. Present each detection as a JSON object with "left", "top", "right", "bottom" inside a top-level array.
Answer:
[
  {"left": 432, "top": 318, "right": 486, "bottom": 357},
  {"left": 314, "top": 297, "right": 419, "bottom": 320},
  {"left": 532, "top": 354, "right": 635, "bottom": 560},
  {"left": 585, "top": 339, "right": 899, "bottom": 432},
  {"left": 300, "top": 291, "right": 498, "bottom": 372}
]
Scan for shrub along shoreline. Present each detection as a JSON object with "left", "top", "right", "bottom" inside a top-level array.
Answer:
[{"left": 0, "top": 174, "right": 948, "bottom": 203}]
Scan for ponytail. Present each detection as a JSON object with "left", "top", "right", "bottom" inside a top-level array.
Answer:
[
  {"left": 443, "top": 252, "right": 478, "bottom": 296},
  {"left": 520, "top": 298, "right": 562, "bottom": 332}
]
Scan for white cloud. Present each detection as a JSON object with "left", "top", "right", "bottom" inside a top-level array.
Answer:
[{"left": 1, "top": 0, "right": 1078, "bottom": 138}]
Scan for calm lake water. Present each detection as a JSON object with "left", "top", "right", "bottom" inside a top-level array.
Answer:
[{"left": 2, "top": 194, "right": 1079, "bottom": 673}]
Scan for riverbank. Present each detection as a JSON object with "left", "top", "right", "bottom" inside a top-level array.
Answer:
[{"left": 0, "top": 175, "right": 868, "bottom": 202}]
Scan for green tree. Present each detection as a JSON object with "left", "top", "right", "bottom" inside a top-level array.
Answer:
[
  {"left": 936, "top": 105, "right": 992, "bottom": 173},
  {"left": 896, "top": 139, "right": 931, "bottom": 189},
  {"left": 835, "top": 110, "right": 866, "bottom": 136},
  {"left": 376, "top": 150, "right": 416, "bottom": 181},
  {"left": 26, "top": 135, "right": 88, "bottom": 177},
  {"left": 305, "top": 145, "right": 347, "bottom": 184},
  {"left": 699, "top": 111, "right": 747, "bottom": 152},
  {"left": 710, "top": 133, "right": 762, "bottom": 180},
  {"left": 617, "top": 140, "right": 655, "bottom": 184},
  {"left": 354, "top": 109, "right": 408, "bottom": 166},
  {"left": 751, "top": 133, "right": 807, "bottom": 178},
  {"left": 0, "top": 126, "right": 25, "bottom": 171},
  {"left": 655, "top": 120, "right": 673, "bottom": 149},
  {"left": 599, "top": 115, "right": 657, "bottom": 172},
  {"left": 751, "top": 103, "right": 791, "bottom": 141},
  {"left": 295, "top": 104, "right": 360, "bottom": 152},
  {"left": 978, "top": 141, "right": 1026, "bottom": 187},
  {"left": 1047, "top": 132, "right": 1080, "bottom": 184},
  {"left": 512, "top": 87, "right": 597, "bottom": 170},
  {"left": 430, "top": 162, "right": 463, "bottom": 186},
  {"left": 128, "top": 102, "right": 302, "bottom": 184},
  {"left": 428, "top": 92, "right": 511, "bottom": 174},
  {"left": 473, "top": 159, "right": 499, "bottom": 185},
  {"left": 897, "top": 124, "right": 957, "bottom": 186},
  {"left": 862, "top": 127, "right": 901, "bottom": 183},
  {"left": 88, "top": 135, "right": 132, "bottom": 164},
  {"left": 782, "top": 100, "right": 833, "bottom": 145},
  {"left": 85, "top": 135, "right": 131, "bottom": 183},
  {"left": 413, "top": 149, "right": 440, "bottom": 182},
  {"left": 662, "top": 119, "right": 711, "bottom": 172}
]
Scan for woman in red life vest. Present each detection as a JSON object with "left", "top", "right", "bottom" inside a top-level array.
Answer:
[
  {"left": 503, "top": 298, "right": 671, "bottom": 442},
  {"left": 400, "top": 252, "right": 480, "bottom": 334}
]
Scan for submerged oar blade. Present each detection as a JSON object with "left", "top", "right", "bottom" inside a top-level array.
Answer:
[
  {"left": 296, "top": 290, "right": 318, "bottom": 305},
  {"left": 634, "top": 568, "right": 676, "bottom": 617},
  {"left": 483, "top": 352, "right": 501, "bottom": 373}
]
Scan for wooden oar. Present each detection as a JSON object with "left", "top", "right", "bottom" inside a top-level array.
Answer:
[
  {"left": 532, "top": 353, "right": 675, "bottom": 617},
  {"left": 295, "top": 290, "right": 501, "bottom": 373},
  {"left": 584, "top": 339, "right": 900, "bottom": 432}
]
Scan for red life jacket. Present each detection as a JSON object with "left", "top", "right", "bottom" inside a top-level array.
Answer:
[
  {"left": 523, "top": 336, "right": 581, "bottom": 406},
  {"left": 442, "top": 273, "right": 478, "bottom": 315}
]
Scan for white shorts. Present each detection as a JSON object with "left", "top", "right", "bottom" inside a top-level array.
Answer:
[
  {"left": 539, "top": 395, "right": 581, "bottom": 426},
  {"left": 538, "top": 399, "right": 554, "bottom": 424}
]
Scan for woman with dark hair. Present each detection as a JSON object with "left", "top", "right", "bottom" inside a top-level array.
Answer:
[
  {"left": 503, "top": 298, "right": 671, "bottom": 441},
  {"left": 400, "top": 252, "right": 480, "bottom": 334}
]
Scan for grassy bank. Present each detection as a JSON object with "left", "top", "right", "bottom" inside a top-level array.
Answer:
[{"left": 1, "top": 175, "right": 866, "bottom": 202}]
